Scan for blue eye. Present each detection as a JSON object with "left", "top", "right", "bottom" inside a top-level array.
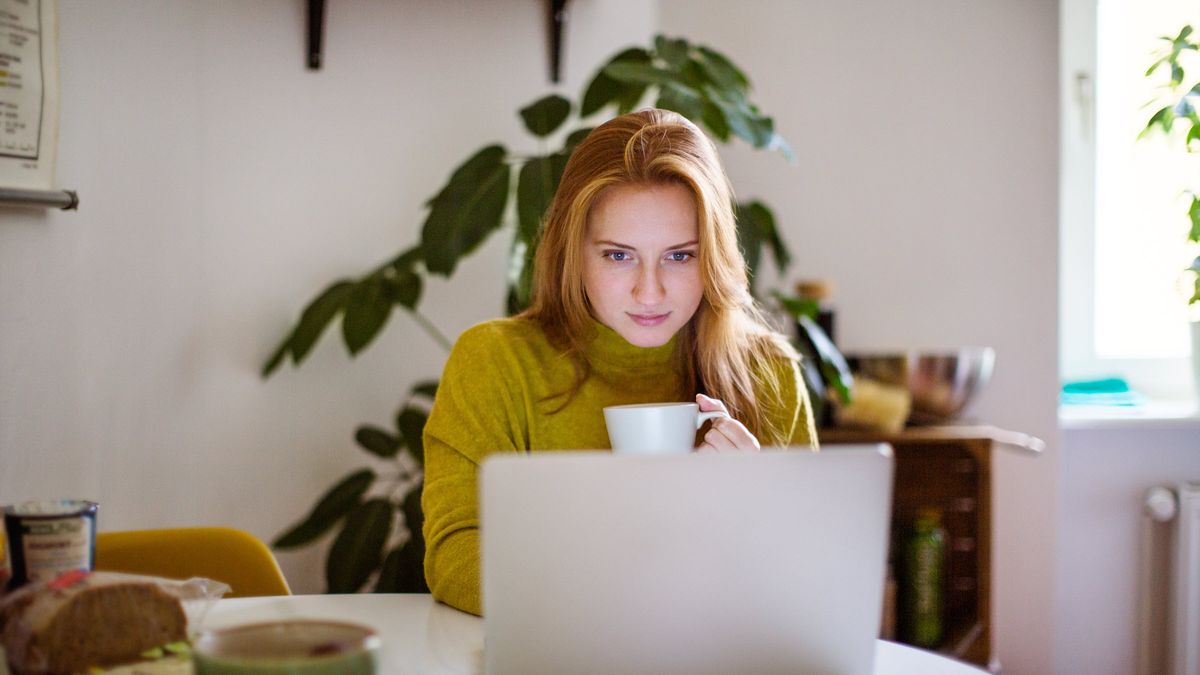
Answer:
[
  {"left": 605, "top": 251, "right": 631, "bottom": 262},
  {"left": 667, "top": 251, "right": 695, "bottom": 262}
]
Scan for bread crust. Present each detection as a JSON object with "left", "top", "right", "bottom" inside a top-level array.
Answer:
[{"left": 2, "top": 573, "right": 187, "bottom": 674}]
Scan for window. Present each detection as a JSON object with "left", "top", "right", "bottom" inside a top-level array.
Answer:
[{"left": 1061, "top": 0, "right": 1198, "bottom": 401}]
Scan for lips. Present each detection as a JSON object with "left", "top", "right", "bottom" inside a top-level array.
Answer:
[{"left": 627, "top": 312, "right": 670, "bottom": 327}]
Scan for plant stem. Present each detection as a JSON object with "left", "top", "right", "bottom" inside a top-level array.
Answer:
[{"left": 408, "top": 309, "right": 453, "bottom": 352}]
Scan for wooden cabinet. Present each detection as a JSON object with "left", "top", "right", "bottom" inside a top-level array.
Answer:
[{"left": 820, "top": 425, "right": 1043, "bottom": 671}]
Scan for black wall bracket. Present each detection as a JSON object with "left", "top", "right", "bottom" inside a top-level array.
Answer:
[
  {"left": 307, "top": 0, "right": 325, "bottom": 70},
  {"left": 547, "top": 0, "right": 571, "bottom": 83}
]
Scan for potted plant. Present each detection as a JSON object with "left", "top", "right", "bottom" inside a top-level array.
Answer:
[
  {"left": 1141, "top": 24, "right": 1200, "bottom": 396},
  {"left": 264, "top": 35, "right": 852, "bottom": 593}
]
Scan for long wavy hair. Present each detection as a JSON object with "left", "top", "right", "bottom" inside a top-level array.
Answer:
[{"left": 520, "top": 108, "right": 798, "bottom": 446}]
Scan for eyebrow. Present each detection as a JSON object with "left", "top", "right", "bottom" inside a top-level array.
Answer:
[{"left": 593, "top": 239, "right": 699, "bottom": 249}]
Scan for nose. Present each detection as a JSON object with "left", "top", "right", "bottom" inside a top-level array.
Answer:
[{"left": 632, "top": 261, "right": 665, "bottom": 306}]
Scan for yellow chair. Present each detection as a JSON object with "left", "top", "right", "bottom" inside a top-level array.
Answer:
[{"left": 94, "top": 527, "right": 291, "bottom": 598}]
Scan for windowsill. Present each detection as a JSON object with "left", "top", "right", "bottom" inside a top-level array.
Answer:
[{"left": 1058, "top": 400, "right": 1200, "bottom": 430}]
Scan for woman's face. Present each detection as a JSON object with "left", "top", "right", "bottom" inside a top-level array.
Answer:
[{"left": 581, "top": 182, "right": 704, "bottom": 348}]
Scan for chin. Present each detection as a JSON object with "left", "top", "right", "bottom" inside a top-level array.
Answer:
[{"left": 618, "top": 325, "right": 677, "bottom": 349}]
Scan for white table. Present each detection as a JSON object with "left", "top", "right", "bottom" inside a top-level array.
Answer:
[{"left": 205, "top": 594, "right": 987, "bottom": 675}]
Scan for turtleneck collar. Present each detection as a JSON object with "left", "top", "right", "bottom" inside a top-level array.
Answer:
[{"left": 585, "top": 318, "right": 678, "bottom": 371}]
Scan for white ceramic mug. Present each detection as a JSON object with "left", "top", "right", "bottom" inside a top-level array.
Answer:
[{"left": 603, "top": 402, "right": 730, "bottom": 455}]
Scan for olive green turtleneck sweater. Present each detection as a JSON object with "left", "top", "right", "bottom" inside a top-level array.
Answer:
[{"left": 421, "top": 317, "right": 816, "bottom": 616}]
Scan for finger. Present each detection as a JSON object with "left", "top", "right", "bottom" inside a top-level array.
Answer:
[
  {"left": 703, "top": 425, "right": 739, "bottom": 452},
  {"left": 708, "top": 418, "right": 761, "bottom": 452},
  {"left": 695, "top": 393, "right": 729, "bottom": 414}
]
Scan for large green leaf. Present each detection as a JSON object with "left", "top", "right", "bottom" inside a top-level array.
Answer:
[
  {"left": 736, "top": 201, "right": 791, "bottom": 290},
  {"left": 383, "top": 266, "right": 422, "bottom": 309},
  {"left": 794, "top": 336, "right": 827, "bottom": 426},
  {"left": 654, "top": 35, "right": 690, "bottom": 68},
  {"left": 1140, "top": 106, "right": 1175, "bottom": 138},
  {"left": 1189, "top": 195, "right": 1200, "bottom": 242},
  {"left": 375, "top": 485, "right": 427, "bottom": 593},
  {"left": 736, "top": 203, "right": 764, "bottom": 286},
  {"left": 696, "top": 46, "right": 750, "bottom": 91},
  {"left": 564, "top": 127, "right": 594, "bottom": 151},
  {"left": 374, "top": 539, "right": 428, "bottom": 593},
  {"left": 506, "top": 238, "right": 537, "bottom": 315},
  {"left": 355, "top": 425, "right": 400, "bottom": 459},
  {"left": 605, "top": 61, "right": 679, "bottom": 87},
  {"left": 519, "top": 95, "right": 571, "bottom": 138},
  {"left": 401, "top": 484, "right": 424, "bottom": 537},
  {"left": 410, "top": 380, "right": 439, "bottom": 400},
  {"left": 656, "top": 82, "right": 704, "bottom": 121},
  {"left": 706, "top": 89, "right": 761, "bottom": 146},
  {"left": 797, "top": 315, "right": 853, "bottom": 404},
  {"left": 704, "top": 87, "right": 786, "bottom": 154},
  {"left": 291, "top": 281, "right": 355, "bottom": 362},
  {"left": 1190, "top": 256, "right": 1200, "bottom": 304},
  {"left": 676, "top": 59, "right": 709, "bottom": 91},
  {"left": 342, "top": 278, "right": 391, "bottom": 356},
  {"left": 421, "top": 145, "right": 512, "bottom": 276},
  {"left": 700, "top": 100, "right": 731, "bottom": 142},
  {"left": 744, "top": 201, "right": 790, "bottom": 272},
  {"left": 273, "top": 469, "right": 375, "bottom": 549},
  {"left": 580, "top": 48, "right": 650, "bottom": 117},
  {"left": 262, "top": 280, "right": 354, "bottom": 377},
  {"left": 396, "top": 406, "right": 427, "bottom": 466},
  {"left": 615, "top": 83, "right": 650, "bottom": 115},
  {"left": 261, "top": 339, "right": 289, "bottom": 379},
  {"left": 772, "top": 290, "right": 820, "bottom": 321},
  {"left": 326, "top": 498, "right": 393, "bottom": 593},
  {"left": 517, "top": 153, "right": 568, "bottom": 244},
  {"left": 746, "top": 113, "right": 777, "bottom": 148},
  {"left": 374, "top": 544, "right": 405, "bottom": 593}
]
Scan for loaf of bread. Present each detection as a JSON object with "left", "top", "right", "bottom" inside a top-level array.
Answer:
[{"left": 1, "top": 571, "right": 188, "bottom": 674}]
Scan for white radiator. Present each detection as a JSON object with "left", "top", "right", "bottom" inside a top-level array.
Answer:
[{"left": 1141, "top": 483, "right": 1200, "bottom": 675}]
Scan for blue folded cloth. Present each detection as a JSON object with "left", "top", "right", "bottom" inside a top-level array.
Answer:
[{"left": 1061, "top": 377, "right": 1146, "bottom": 406}]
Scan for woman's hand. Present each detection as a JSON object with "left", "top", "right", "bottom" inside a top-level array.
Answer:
[{"left": 695, "top": 394, "right": 761, "bottom": 453}]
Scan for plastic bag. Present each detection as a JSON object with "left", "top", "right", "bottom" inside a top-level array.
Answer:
[{"left": 0, "top": 570, "right": 230, "bottom": 674}]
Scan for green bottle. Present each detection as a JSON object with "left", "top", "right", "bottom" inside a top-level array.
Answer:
[{"left": 904, "top": 508, "right": 944, "bottom": 647}]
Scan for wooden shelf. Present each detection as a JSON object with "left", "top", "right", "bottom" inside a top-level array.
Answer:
[
  {"left": 821, "top": 424, "right": 1019, "bottom": 671},
  {"left": 820, "top": 424, "right": 1045, "bottom": 454}
]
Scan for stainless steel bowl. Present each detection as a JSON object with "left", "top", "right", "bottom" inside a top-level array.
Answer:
[{"left": 845, "top": 348, "right": 996, "bottom": 425}]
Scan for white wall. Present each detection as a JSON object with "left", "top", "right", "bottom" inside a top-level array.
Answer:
[
  {"left": 1056, "top": 425, "right": 1200, "bottom": 673},
  {"left": 658, "top": 2, "right": 1060, "bottom": 673},
  {"left": 2, "top": 2, "right": 1066, "bottom": 670},
  {"left": 0, "top": 0, "right": 656, "bottom": 593}
]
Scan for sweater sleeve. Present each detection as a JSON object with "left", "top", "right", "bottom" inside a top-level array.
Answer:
[{"left": 421, "top": 323, "right": 526, "bottom": 616}]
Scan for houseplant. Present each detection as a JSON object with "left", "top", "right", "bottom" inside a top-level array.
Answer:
[
  {"left": 1141, "top": 24, "right": 1200, "bottom": 393},
  {"left": 265, "top": 35, "right": 851, "bottom": 593}
]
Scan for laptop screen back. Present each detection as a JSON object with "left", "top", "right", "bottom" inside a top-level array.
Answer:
[{"left": 481, "top": 445, "right": 894, "bottom": 675}]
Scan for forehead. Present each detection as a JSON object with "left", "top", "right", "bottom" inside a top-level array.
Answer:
[{"left": 587, "top": 182, "right": 698, "bottom": 243}]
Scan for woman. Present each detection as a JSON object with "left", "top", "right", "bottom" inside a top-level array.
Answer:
[{"left": 421, "top": 108, "right": 817, "bottom": 615}]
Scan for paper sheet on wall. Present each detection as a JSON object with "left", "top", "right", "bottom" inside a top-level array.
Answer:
[{"left": 0, "top": 0, "right": 58, "bottom": 190}]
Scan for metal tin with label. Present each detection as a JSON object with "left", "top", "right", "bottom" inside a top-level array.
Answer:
[{"left": 3, "top": 499, "right": 98, "bottom": 590}]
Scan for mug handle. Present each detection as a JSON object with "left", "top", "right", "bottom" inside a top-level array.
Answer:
[{"left": 695, "top": 410, "right": 730, "bottom": 429}]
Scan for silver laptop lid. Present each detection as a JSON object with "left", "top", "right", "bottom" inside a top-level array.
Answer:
[{"left": 481, "top": 445, "right": 894, "bottom": 675}]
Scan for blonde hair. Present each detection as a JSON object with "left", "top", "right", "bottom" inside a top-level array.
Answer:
[{"left": 520, "top": 108, "right": 798, "bottom": 445}]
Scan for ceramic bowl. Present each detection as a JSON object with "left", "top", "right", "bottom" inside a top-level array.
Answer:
[
  {"left": 192, "top": 619, "right": 380, "bottom": 675},
  {"left": 846, "top": 348, "right": 996, "bottom": 424}
]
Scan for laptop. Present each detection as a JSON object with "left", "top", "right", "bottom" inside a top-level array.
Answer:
[{"left": 480, "top": 444, "right": 894, "bottom": 675}]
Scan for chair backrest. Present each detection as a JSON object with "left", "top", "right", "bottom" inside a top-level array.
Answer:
[{"left": 94, "top": 527, "right": 290, "bottom": 598}]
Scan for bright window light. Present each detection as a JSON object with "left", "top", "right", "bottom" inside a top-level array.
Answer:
[{"left": 1094, "top": 0, "right": 1198, "bottom": 360}]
